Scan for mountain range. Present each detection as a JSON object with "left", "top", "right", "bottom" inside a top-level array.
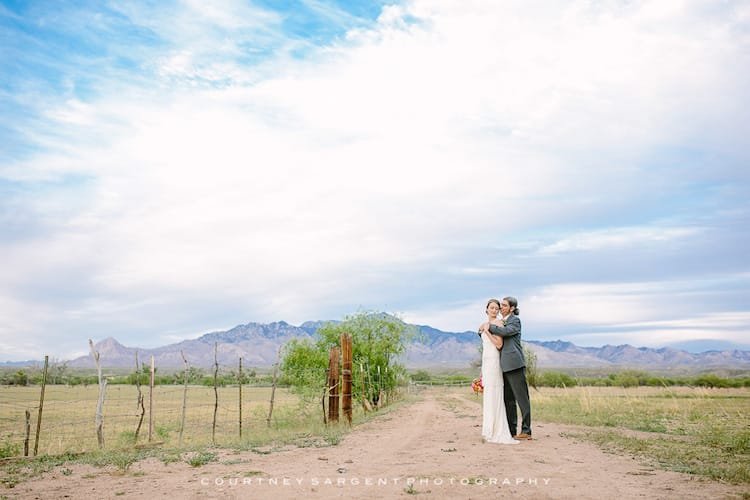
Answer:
[{"left": 57, "top": 319, "right": 750, "bottom": 371}]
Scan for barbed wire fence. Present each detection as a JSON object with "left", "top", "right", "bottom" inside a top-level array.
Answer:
[
  {"left": 0, "top": 337, "right": 410, "bottom": 458},
  {"left": 0, "top": 344, "right": 292, "bottom": 457}
]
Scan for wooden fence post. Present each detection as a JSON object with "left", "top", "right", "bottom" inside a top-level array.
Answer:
[
  {"left": 321, "top": 384, "right": 328, "bottom": 425},
  {"left": 238, "top": 357, "right": 243, "bottom": 439},
  {"left": 341, "top": 333, "right": 352, "bottom": 425},
  {"left": 33, "top": 355, "right": 48, "bottom": 456},
  {"left": 327, "top": 347, "right": 340, "bottom": 423},
  {"left": 212, "top": 343, "right": 218, "bottom": 445},
  {"left": 267, "top": 347, "right": 281, "bottom": 428},
  {"left": 24, "top": 410, "right": 30, "bottom": 456},
  {"left": 88, "top": 342, "right": 106, "bottom": 449},
  {"left": 179, "top": 350, "right": 189, "bottom": 446},
  {"left": 148, "top": 355, "right": 154, "bottom": 442},
  {"left": 134, "top": 351, "right": 145, "bottom": 443}
]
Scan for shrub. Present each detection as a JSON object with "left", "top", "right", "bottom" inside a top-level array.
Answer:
[
  {"left": 692, "top": 374, "right": 730, "bottom": 388},
  {"left": 410, "top": 370, "right": 431, "bottom": 382},
  {"left": 0, "top": 437, "right": 20, "bottom": 458},
  {"left": 539, "top": 371, "right": 577, "bottom": 388}
]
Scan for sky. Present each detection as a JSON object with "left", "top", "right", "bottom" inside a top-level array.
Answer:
[{"left": 1, "top": 0, "right": 749, "bottom": 361}]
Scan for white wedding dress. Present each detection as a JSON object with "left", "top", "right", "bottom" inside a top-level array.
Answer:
[{"left": 481, "top": 332, "right": 519, "bottom": 444}]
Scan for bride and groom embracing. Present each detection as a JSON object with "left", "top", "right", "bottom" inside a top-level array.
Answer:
[{"left": 477, "top": 297, "right": 532, "bottom": 444}]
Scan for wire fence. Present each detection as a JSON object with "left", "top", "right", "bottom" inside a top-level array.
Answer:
[
  {"left": 0, "top": 382, "right": 305, "bottom": 457},
  {"left": 0, "top": 346, "right": 409, "bottom": 457}
]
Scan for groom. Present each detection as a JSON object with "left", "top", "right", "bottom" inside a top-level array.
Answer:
[{"left": 485, "top": 296, "right": 532, "bottom": 440}]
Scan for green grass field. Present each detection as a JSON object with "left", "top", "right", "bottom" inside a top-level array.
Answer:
[{"left": 528, "top": 386, "right": 750, "bottom": 484}]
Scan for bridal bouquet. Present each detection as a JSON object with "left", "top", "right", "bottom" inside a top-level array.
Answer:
[{"left": 471, "top": 376, "right": 483, "bottom": 394}]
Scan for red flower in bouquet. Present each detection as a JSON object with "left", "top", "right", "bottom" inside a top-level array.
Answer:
[{"left": 471, "top": 376, "right": 483, "bottom": 394}]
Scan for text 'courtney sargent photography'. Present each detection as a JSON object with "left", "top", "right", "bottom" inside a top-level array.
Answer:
[{"left": 199, "top": 476, "right": 553, "bottom": 487}]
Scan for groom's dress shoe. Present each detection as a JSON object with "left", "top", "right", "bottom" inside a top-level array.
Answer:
[{"left": 514, "top": 433, "right": 532, "bottom": 440}]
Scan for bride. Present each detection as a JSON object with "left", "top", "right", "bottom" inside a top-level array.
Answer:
[{"left": 478, "top": 299, "right": 518, "bottom": 444}]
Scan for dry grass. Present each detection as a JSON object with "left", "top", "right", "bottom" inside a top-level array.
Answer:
[
  {"left": 529, "top": 386, "right": 750, "bottom": 484},
  {"left": 0, "top": 384, "right": 302, "bottom": 455}
]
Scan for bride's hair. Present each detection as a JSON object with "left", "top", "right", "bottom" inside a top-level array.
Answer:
[
  {"left": 486, "top": 298, "right": 501, "bottom": 311},
  {"left": 503, "top": 296, "right": 520, "bottom": 315}
]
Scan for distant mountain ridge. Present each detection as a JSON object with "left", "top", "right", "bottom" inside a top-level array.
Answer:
[
  {"left": 60, "top": 319, "right": 750, "bottom": 370},
  {"left": 526, "top": 340, "right": 749, "bottom": 369}
]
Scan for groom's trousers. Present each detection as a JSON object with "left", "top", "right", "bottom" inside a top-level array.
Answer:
[{"left": 503, "top": 367, "right": 532, "bottom": 435}]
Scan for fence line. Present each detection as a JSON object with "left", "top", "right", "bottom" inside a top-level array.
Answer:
[
  {"left": 0, "top": 385, "right": 300, "bottom": 456},
  {"left": 0, "top": 340, "right": 409, "bottom": 457}
]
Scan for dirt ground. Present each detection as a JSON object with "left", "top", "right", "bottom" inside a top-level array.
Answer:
[{"left": 7, "top": 386, "right": 748, "bottom": 499}]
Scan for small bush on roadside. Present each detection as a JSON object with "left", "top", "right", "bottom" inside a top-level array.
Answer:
[
  {"left": 186, "top": 451, "right": 217, "bottom": 467},
  {"left": 0, "top": 437, "right": 20, "bottom": 458}
]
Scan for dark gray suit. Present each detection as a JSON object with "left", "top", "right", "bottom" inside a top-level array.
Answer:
[{"left": 488, "top": 314, "right": 531, "bottom": 436}]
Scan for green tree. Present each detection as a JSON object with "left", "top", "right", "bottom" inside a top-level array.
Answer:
[
  {"left": 539, "top": 371, "right": 577, "bottom": 387},
  {"left": 280, "top": 338, "right": 329, "bottom": 399},
  {"left": 172, "top": 366, "right": 206, "bottom": 385},
  {"left": 127, "top": 364, "right": 154, "bottom": 385},
  {"left": 11, "top": 370, "right": 28, "bottom": 386},
  {"left": 281, "top": 312, "right": 413, "bottom": 406},
  {"left": 692, "top": 374, "right": 730, "bottom": 388},
  {"left": 410, "top": 370, "right": 431, "bottom": 382},
  {"left": 614, "top": 369, "right": 649, "bottom": 388}
]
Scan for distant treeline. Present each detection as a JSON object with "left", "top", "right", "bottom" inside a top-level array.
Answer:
[
  {"left": 0, "top": 365, "right": 280, "bottom": 387},
  {"left": 409, "top": 369, "right": 750, "bottom": 389},
  {"left": 532, "top": 370, "right": 750, "bottom": 388},
  {"left": 4, "top": 365, "right": 750, "bottom": 389}
]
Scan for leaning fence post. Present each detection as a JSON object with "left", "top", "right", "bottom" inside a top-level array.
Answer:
[
  {"left": 33, "top": 355, "right": 48, "bottom": 456},
  {"left": 134, "top": 351, "right": 145, "bottom": 443},
  {"left": 267, "top": 347, "right": 281, "bottom": 428}
]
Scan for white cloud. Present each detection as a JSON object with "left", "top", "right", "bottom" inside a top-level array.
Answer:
[
  {"left": 537, "top": 225, "right": 702, "bottom": 255},
  {"left": 566, "top": 315, "right": 750, "bottom": 348},
  {"left": 524, "top": 279, "right": 731, "bottom": 326},
  {"left": 1, "top": 0, "right": 748, "bottom": 359},
  {"left": 404, "top": 277, "right": 750, "bottom": 342}
]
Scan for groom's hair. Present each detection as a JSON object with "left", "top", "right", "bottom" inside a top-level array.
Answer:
[{"left": 503, "top": 296, "right": 520, "bottom": 315}]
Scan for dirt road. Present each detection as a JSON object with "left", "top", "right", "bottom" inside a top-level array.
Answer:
[{"left": 9, "top": 386, "right": 747, "bottom": 499}]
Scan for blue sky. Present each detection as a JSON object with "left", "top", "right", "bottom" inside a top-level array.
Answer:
[{"left": 1, "top": 0, "right": 749, "bottom": 361}]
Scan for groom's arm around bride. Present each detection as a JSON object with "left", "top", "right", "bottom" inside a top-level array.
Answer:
[{"left": 488, "top": 297, "right": 532, "bottom": 439}]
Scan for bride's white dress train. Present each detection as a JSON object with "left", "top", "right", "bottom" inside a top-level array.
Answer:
[{"left": 481, "top": 333, "right": 519, "bottom": 444}]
